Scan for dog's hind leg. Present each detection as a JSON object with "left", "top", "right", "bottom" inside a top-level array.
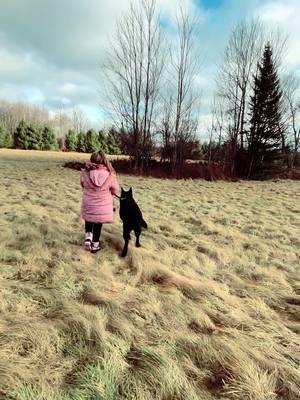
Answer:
[
  {"left": 134, "top": 226, "right": 141, "bottom": 248},
  {"left": 121, "top": 226, "right": 130, "bottom": 257}
]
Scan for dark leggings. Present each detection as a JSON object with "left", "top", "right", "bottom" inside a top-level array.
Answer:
[{"left": 85, "top": 221, "right": 103, "bottom": 242}]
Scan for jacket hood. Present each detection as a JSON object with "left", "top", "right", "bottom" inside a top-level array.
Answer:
[{"left": 89, "top": 165, "right": 110, "bottom": 187}]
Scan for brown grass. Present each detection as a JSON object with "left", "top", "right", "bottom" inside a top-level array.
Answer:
[{"left": 0, "top": 148, "right": 299, "bottom": 400}]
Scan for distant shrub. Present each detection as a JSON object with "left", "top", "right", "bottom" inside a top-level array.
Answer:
[{"left": 0, "top": 126, "right": 12, "bottom": 148}]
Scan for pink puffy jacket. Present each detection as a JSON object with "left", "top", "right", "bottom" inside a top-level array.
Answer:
[{"left": 80, "top": 164, "right": 120, "bottom": 224}]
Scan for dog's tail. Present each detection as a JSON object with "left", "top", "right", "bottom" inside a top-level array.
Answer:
[{"left": 142, "top": 219, "right": 148, "bottom": 229}]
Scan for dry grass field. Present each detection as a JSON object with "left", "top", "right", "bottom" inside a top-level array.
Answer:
[{"left": 0, "top": 149, "right": 299, "bottom": 400}]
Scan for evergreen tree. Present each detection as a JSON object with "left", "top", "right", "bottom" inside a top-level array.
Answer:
[
  {"left": 107, "top": 126, "right": 121, "bottom": 154},
  {"left": 77, "top": 132, "right": 86, "bottom": 152},
  {"left": 65, "top": 129, "right": 78, "bottom": 151},
  {"left": 85, "top": 129, "right": 99, "bottom": 153},
  {"left": 14, "top": 120, "right": 28, "bottom": 149},
  {"left": 98, "top": 129, "right": 108, "bottom": 153},
  {"left": 41, "top": 126, "right": 57, "bottom": 150},
  {"left": 248, "top": 43, "right": 283, "bottom": 177},
  {"left": 26, "top": 125, "right": 42, "bottom": 150},
  {"left": 0, "top": 126, "right": 12, "bottom": 148}
]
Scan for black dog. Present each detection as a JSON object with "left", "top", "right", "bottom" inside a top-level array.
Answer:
[{"left": 119, "top": 187, "right": 147, "bottom": 257}]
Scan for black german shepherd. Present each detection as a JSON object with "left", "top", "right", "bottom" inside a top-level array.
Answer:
[{"left": 119, "top": 187, "right": 147, "bottom": 257}]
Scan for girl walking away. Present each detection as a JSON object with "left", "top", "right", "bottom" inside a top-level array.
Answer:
[{"left": 80, "top": 151, "right": 120, "bottom": 253}]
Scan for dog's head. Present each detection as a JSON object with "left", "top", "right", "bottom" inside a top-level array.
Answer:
[{"left": 121, "top": 187, "right": 133, "bottom": 200}]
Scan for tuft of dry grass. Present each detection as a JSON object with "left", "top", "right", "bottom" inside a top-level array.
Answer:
[{"left": 0, "top": 149, "right": 299, "bottom": 400}]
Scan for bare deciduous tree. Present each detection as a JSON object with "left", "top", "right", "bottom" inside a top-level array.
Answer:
[
  {"left": 0, "top": 100, "right": 49, "bottom": 136},
  {"left": 282, "top": 72, "right": 300, "bottom": 167},
  {"left": 72, "top": 107, "right": 88, "bottom": 134},
  {"left": 171, "top": 8, "right": 200, "bottom": 172},
  {"left": 160, "top": 94, "right": 174, "bottom": 162},
  {"left": 0, "top": 99, "right": 79, "bottom": 142},
  {"left": 51, "top": 107, "right": 74, "bottom": 138},
  {"left": 159, "top": 7, "right": 201, "bottom": 174},
  {"left": 207, "top": 96, "right": 225, "bottom": 165},
  {"left": 104, "top": 0, "right": 165, "bottom": 170},
  {"left": 216, "top": 19, "right": 264, "bottom": 174}
]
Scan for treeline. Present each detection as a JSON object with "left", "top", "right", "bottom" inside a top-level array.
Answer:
[
  {"left": 0, "top": 100, "right": 89, "bottom": 139},
  {"left": 12, "top": 121, "right": 57, "bottom": 150},
  {"left": 0, "top": 99, "right": 124, "bottom": 154},
  {"left": 0, "top": 118, "right": 124, "bottom": 154},
  {"left": 63, "top": 126, "right": 122, "bottom": 154}
]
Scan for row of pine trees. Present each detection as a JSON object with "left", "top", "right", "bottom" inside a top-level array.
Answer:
[
  {"left": 0, "top": 120, "right": 123, "bottom": 154},
  {"left": 64, "top": 127, "right": 122, "bottom": 154}
]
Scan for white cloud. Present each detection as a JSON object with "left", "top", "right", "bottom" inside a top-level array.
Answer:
[
  {"left": 254, "top": 0, "right": 300, "bottom": 68},
  {"left": 256, "top": 1, "right": 295, "bottom": 23}
]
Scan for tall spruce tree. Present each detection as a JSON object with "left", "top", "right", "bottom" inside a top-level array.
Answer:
[
  {"left": 26, "top": 125, "right": 42, "bottom": 150},
  {"left": 0, "top": 126, "right": 12, "bottom": 148},
  {"left": 107, "top": 127, "right": 121, "bottom": 155},
  {"left": 41, "top": 126, "right": 57, "bottom": 150},
  {"left": 85, "top": 129, "right": 99, "bottom": 153},
  {"left": 65, "top": 129, "right": 78, "bottom": 152},
  {"left": 14, "top": 120, "right": 28, "bottom": 149},
  {"left": 248, "top": 43, "right": 283, "bottom": 178},
  {"left": 98, "top": 129, "right": 108, "bottom": 153},
  {"left": 77, "top": 132, "right": 86, "bottom": 153}
]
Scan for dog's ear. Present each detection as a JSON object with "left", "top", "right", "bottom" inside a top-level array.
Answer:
[
  {"left": 121, "top": 187, "right": 125, "bottom": 195},
  {"left": 129, "top": 187, "right": 133, "bottom": 197}
]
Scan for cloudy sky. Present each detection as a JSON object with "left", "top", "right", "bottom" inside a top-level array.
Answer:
[{"left": 0, "top": 0, "right": 299, "bottom": 131}]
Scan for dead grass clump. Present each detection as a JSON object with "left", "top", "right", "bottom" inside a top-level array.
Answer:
[
  {"left": 67, "top": 344, "right": 198, "bottom": 400},
  {"left": 120, "top": 345, "right": 198, "bottom": 400},
  {"left": 48, "top": 302, "right": 107, "bottom": 359},
  {"left": 188, "top": 319, "right": 216, "bottom": 335},
  {"left": 196, "top": 240, "right": 228, "bottom": 264},
  {"left": 106, "top": 313, "right": 133, "bottom": 340},
  {"left": 223, "top": 360, "right": 277, "bottom": 400},
  {"left": 139, "top": 263, "right": 218, "bottom": 301},
  {"left": 0, "top": 318, "right": 66, "bottom": 394},
  {"left": 80, "top": 288, "right": 116, "bottom": 308},
  {"left": 12, "top": 263, "right": 51, "bottom": 284},
  {"left": 205, "top": 364, "right": 236, "bottom": 392},
  {"left": 275, "top": 372, "right": 300, "bottom": 400}
]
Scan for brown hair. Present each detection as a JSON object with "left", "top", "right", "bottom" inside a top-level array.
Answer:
[{"left": 90, "top": 150, "right": 115, "bottom": 174}]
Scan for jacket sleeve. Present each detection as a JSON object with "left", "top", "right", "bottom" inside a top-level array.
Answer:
[
  {"left": 80, "top": 171, "right": 85, "bottom": 188},
  {"left": 110, "top": 174, "right": 120, "bottom": 196}
]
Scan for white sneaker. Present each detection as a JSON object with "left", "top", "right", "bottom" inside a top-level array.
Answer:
[
  {"left": 84, "top": 232, "right": 92, "bottom": 251},
  {"left": 91, "top": 242, "right": 101, "bottom": 254}
]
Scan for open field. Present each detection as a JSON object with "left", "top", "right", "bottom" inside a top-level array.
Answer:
[{"left": 0, "top": 149, "right": 299, "bottom": 400}]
